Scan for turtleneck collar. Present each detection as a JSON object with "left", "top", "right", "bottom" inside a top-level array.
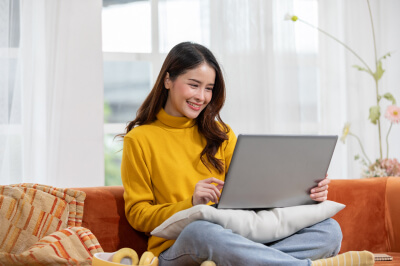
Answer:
[{"left": 156, "top": 108, "right": 196, "bottom": 128}]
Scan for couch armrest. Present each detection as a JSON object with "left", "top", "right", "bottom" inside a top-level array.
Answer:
[
  {"left": 328, "top": 177, "right": 393, "bottom": 253},
  {"left": 77, "top": 186, "right": 148, "bottom": 254},
  {"left": 385, "top": 177, "right": 400, "bottom": 252}
]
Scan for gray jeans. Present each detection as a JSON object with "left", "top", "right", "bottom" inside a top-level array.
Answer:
[{"left": 159, "top": 218, "right": 342, "bottom": 266}]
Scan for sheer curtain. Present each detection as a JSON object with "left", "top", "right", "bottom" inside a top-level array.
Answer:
[
  {"left": 209, "top": 0, "right": 400, "bottom": 179},
  {"left": 210, "top": 0, "right": 302, "bottom": 134},
  {"left": 0, "top": 0, "right": 104, "bottom": 187},
  {"left": 319, "top": 0, "right": 400, "bottom": 178},
  {"left": 0, "top": 0, "right": 22, "bottom": 184}
]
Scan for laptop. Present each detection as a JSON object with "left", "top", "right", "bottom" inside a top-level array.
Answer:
[{"left": 216, "top": 134, "right": 338, "bottom": 209}]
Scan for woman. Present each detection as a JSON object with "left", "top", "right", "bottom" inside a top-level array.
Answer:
[{"left": 121, "top": 42, "right": 373, "bottom": 266}]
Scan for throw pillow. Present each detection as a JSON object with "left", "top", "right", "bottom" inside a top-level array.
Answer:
[{"left": 151, "top": 200, "right": 345, "bottom": 243}]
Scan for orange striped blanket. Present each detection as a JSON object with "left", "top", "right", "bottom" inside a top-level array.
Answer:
[{"left": 0, "top": 184, "right": 103, "bottom": 265}]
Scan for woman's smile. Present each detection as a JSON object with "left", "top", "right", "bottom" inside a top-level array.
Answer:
[{"left": 187, "top": 101, "right": 202, "bottom": 111}]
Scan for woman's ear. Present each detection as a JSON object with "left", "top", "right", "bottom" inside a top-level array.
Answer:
[{"left": 164, "top": 72, "right": 171, "bottom": 89}]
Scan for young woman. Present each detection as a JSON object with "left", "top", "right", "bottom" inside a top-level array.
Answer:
[{"left": 121, "top": 42, "right": 373, "bottom": 266}]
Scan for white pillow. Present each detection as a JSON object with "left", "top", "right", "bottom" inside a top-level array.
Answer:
[{"left": 151, "top": 200, "right": 345, "bottom": 243}]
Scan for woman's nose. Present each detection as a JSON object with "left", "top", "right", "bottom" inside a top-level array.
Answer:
[{"left": 194, "top": 88, "right": 205, "bottom": 101}]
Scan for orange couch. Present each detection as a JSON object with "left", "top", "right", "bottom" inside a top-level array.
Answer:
[{"left": 78, "top": 177, "right": 400, "bottom": 265}]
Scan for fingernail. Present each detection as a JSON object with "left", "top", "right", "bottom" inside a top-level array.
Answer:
[{"left": 311, "top": 189, "right": 315, "bottom": 193}]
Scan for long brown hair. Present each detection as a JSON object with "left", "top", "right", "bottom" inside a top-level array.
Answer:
[{"left": 122, "top": 42, "right": 229, "bottom": 173}]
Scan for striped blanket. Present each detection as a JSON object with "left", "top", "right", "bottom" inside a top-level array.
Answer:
[{"left": 0, "top": 184, "right": 103, "bottom": 265}]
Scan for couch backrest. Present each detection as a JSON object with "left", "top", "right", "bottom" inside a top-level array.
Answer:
[
  {"left": 328, "top": 177, "right": 400, "bottom": 253},
  {"left": 78, "top": 177, "right": 400, "bottom": 255},
  {"left": 78, "top": 186, "right": 148, "bottom": 254}
]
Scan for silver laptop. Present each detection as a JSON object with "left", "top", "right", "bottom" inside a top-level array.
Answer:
[{"left": 217, "top": 134, "right": 338, "bottom": 209}]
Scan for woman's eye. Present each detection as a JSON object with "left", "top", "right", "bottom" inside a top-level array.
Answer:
[
  {"left": 207, "top": 87, "right": 214, "bottom": 91},
  {"left": 189, "top": 84, "right": 198, "bottom": 88}
]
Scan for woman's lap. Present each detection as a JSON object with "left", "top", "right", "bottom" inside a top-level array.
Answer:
[{"left": 159, "top": 218, "right": 342, "bottom": 266}]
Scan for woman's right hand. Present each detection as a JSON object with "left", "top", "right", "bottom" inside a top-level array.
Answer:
[{"left": 192, "top": 177, "right": 224, "bottom": 206}]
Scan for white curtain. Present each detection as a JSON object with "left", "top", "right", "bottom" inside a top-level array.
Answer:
[
  {"left": 210, "top": 0, "right": 400, "bottom": 179},
  {"left": 0, "top": 0, "right": 104, "bottom": 187},
  {"left": 210, "top": 0, "right": 303, "bottom": 134},
  {"left": 210, "top": 0, "right": 340, "bottom": 173},
  {"left": 0, "top": 0, "right": 22, "bottom": 184},
  {"left": 319, "top": 0, "right": 400, "bottom": 179}
]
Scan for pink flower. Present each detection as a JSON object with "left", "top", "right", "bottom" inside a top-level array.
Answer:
[
  {"left": 385, "top": 105, "right": 400, "bottom": 124},
  {"left": 380, "top": 158, "right": 400, "bottom": 176}
]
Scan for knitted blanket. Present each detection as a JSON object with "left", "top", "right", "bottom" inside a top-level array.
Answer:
[{"left": 0, "top": 184, "right": 103, "bottom": 265}]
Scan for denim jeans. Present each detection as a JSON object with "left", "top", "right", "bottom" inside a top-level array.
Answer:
[{"left": 159, "top": 218, "right": 342, "bottom": 266}]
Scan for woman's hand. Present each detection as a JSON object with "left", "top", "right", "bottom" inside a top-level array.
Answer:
[
  {"left": 192, "top": 177, "right": 224, "bottom": 206},
  {"left": 310, "top": 175, "right": 330, "bottom": 202}
]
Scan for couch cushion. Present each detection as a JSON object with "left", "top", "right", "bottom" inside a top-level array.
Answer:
[{"left": 78, "top": 186, "right": 148, "bottom": 254}]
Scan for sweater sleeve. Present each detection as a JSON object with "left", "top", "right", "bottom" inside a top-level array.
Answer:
[{"left": 121, "top": 135, "right": 193, "bottom": 233}]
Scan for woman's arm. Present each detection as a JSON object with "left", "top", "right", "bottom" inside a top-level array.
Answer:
[{"left": 121, "top": 136, "right": 193, "bottom": 233}]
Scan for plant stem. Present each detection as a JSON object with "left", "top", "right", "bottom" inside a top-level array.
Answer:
[
  {"left": 297, "top": 18, "right": 373, "bottom": 75},
  {"left": 375, "top": 79, "right": 383, "bottom": 159},
  {"left": 349, "top": 132, "right": 372, "bottom": 165},
  {"left": 367, "top": 0, "right": 383, "bottom": 159},
  {"left": 386, "top": 123, "right": 393, "bottom": 158},
  {"left": 367, "top": 0, "right": 378, "bottom": 67}
]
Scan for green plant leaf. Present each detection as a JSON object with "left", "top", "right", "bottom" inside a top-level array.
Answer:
[
  {"left": 369, "top": 106, "right": 381, "bottom": 125},
  {"left": 373, "top": 61, "right": 385, "bottom": 81},
  {"left": 383, "top": 92, "right": 397, "bottom": 105},
  {"left": 354, "top": 155, "right": 360, "bottom": 160},
  {"left": 378, "top": 51, "right": 392, "bottom": 61},
  {"left": 352, "top": 64, "right": 369, "bottom": 73},
  {"left": 360, "top": 158, "right": 368, "bottom": 167}
]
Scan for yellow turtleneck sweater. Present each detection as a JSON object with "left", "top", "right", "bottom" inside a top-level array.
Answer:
[{"left": 121, "top": 109, "right": 237, "bottom": 256}]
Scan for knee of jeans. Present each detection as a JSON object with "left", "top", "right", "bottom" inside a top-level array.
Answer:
[
  {"left": 322, "top": 218, "right": 343, "bottom": 255},
  {"left": 178, "top": 220, "right": 223, "bottom": 245}
]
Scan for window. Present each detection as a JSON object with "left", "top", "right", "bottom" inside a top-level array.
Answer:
[
  {"left": 102, "top": 0, "right": 320, "bottom": 185},
  {"left": 158, "top": 0, "right": 210, "bottom": 53},
  {"left": 103, "top": 60, "right": 152, "bottom": 186},
  {"left": 102, "top": 0, "right": 210, "bottom": 185}
]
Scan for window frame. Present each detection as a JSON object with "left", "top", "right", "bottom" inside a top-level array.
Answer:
[{"left": 103, "top": 0, "right": 168, "bottom": 185}]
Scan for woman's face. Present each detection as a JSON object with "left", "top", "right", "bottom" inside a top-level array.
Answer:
[{"left": 164, "top": 63, "right": 215, "bottom": 119}]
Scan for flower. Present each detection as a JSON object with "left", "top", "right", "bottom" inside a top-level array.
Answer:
[
  {"left": 363, "top": 163, "right": 388, "bottom": 178},
  {"left": 385, "top": 105, "right": 400, "bottom": 123},
  {"left": 380, "top": 158, "right": 400, "bottom": 176},
  {"left": 363, "top": 158, "right": 400, "bottom": 178},
  {"left": 284, "top": 14, "right": 298, "bottom": 22},
  {"left": 340, "top": 123, "right": 351, "bottom": 143}
]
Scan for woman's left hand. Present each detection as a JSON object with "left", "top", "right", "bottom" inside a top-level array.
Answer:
[{"left": 310, "top": 175, "right": 330, "bottom": 202}]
